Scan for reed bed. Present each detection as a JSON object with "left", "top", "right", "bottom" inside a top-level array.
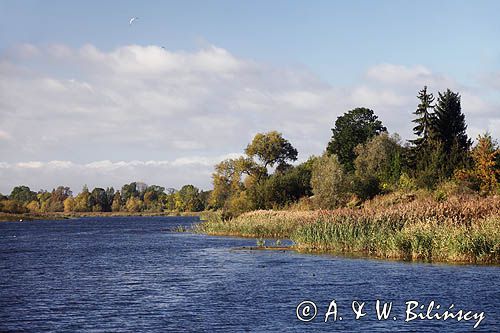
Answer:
[{"left": 196, "top": 194, "right": 500, "bottom": 263}]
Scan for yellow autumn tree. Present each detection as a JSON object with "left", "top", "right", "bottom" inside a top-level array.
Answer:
[
  {"left": 471, "top": 133, "right": 499, "bottom": 194},
  {"left": 63, "top": 197, "right": 76, "bottom": 212}
]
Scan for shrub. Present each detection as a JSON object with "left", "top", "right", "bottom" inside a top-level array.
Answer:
[{"left": 311, "top": 154, "right": 352, "bottom": 209}]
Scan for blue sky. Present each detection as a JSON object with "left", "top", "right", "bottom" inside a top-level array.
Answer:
[
  {"left": 2, "top": 0, "right": 499, "bottom": 84},
  {"left": 0, "top": 0, "right": 499, "bottom": 192}
]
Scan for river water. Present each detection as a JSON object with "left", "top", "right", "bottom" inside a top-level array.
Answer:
[{"left": 0, "top": 216, "right": 498, "bottom": 332}]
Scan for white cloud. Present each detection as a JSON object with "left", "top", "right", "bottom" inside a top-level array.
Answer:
[
  {"left": 366, "top": 63, "right": 433, "bottom": 84},
  {"left": 0, "top": 43, "right": 498, "bottom": 192}
]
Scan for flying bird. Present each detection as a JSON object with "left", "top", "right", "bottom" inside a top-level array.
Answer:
[{"left": 129, "top": 17, "right": 139, "bottom": 25}]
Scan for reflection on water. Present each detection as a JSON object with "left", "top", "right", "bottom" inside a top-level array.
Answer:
[{"left": 0, "top": 216, "right": 498, "bottom": 332}]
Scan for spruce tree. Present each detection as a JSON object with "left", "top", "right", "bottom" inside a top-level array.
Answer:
[
  {"left": 433, "top": 89, "right": 471, "bottom": 178},
  {"left": 410, "top": 86, "right": 435, "bottom": 148},
  {"left": 434, "top": 89, "right": 470, "bottom": 153}
]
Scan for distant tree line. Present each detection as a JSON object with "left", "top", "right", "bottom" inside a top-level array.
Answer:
[{"left": 0, "top": 182, "right": 210, "bottom": 214}]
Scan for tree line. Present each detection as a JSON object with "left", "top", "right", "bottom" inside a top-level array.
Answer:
[
  {"left": 1, "top": 86, "right": 499, "bottom": 217},
  {"left": 0, "top": 182, "right": 210, "bottom": 214}
]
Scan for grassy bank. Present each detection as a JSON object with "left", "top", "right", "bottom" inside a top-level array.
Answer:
[
  {"left": 0, "top": 211, "right": 206, "bottom": 222},
  {"left": 196, "top": 193, "right": 500, "bottom": 264}
]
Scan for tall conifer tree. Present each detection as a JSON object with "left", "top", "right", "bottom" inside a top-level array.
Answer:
[
  {"left": 434, "top": 89, "right": 470, "bottom": 153},
  {"left": 410, "top": 86, "right": 435, "bottom": 147}
]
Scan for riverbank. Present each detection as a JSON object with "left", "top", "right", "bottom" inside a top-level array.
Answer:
[
  {"left": 0, "top": 211, "right": 205, "bottom": 222},
  {"left": 195, "top": 193, "right": 500, "bottom": 264}
]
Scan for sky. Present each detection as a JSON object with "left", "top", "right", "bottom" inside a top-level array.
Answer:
[{"left": 0, "top": 0, "right": 499, "bottom": 193}]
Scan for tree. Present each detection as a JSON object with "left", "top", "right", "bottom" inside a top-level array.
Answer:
[
  {"left": 353, "top": 133, "right": 403, "bottom": 199},
  {"left": 0, "top": 200, "right": 26, "bottom": 213},
  {"left": 210, "top": 158, "right": 242, "bottom": 209},
  {"left": 164, "top": 190, "right": 177, "bottom": 211},
  {"left": 74, "top": 185, "right": 91, "bottom": 212},
  {"left": 457, "top": 133, "right": 500, "bottom": 194},
  {"left": 10, "top": 186, "right": 37, "bottom": 203},
  {"left": 434, "top": 89, "right": 470, "bottom": 154},
  {"left": 245, "top": 131, "right": 298, "bottom": 171},
  {"left": 26, "top": 200, "right": 40, "bottom": 213},
  {"left": 63, "top": 197, "right": 76, "bottom": 212},
  {"left": 249, "top": 158, "right": 315, "bottom": 209},
  {"left": 105, "top": 187, "right": 115, "bottom": 210},
  {"left": 326, "top": 107, "right": 387, "bottom": 172},
  {"left": 121, "top": 182, "right": 139, "bottom": 202},
  {"left": 410, "top": 86, "right": 436, "bottom": 147},
  {"left": 432, "top": 89, "right": 472, "bottom": 178},
  {"left": 37, "top": 191, "right": 52, "bottom": 212},
  {"left": 143, "top": 186, "right": 166, "bottom": 212},
  {"left": 472, "top": 134, "right": 499, "bottom": 194},
  {"left": 311, "top": 154, "right": 352, "bottom": 209},
  {"left": 111, "top": 191, "right": 122, "bottom": 212},
  {"left": 177, "top": 185, "right": 204, "bottom": 212},
  {"left": 125, "top": 197, "right": 143, "bottom": 212},
  {"left": 209, "top": 157, "right": 263, "bottom": 209},
  {"left": 354, "top": 133, "right": 403, "bottom": 184},
  {"left": 47, "top": 186, "right": 72, "bottom": 212},
  {"left": 90, "top": 188, "right": 108, "bottom": 212}
]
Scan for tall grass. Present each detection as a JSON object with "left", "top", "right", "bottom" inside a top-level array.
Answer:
[{"left": 196, "top": 194, "right": 500, "bottom": 263}]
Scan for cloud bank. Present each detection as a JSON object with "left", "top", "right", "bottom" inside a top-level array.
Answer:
[{"left": 0, "top": 44, "right": 498, "bottom": 193}]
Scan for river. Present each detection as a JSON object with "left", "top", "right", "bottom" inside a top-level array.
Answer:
[{"left": 0, "top": 216, "right": 498, "bottom": 332}]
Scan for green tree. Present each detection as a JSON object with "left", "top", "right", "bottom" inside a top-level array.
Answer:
[
  {"left": 249, "top": 158, "right": 315, "bottom": 209},
  {"left": 326, "top": 107, "right": 387, "bottom": 172},
  {"left": 353, "top": 133, "right": 403, "bottom": 199},
  {"left": 245, "top": 131, "right": 298, "bottom": 171},
  {"left": 209, "top": 157, "right": 261, "bottom": 209},
  {"left": 164, "top": 189, "right": 177, "bottom": 211},
  {"left": 10, "top": 186, "right": 37, "bottom": 203},
  {"left": 311, "top": 154, "right": 352, "bottom": 209},
  {"left": 410, "top": 86, "right": 436, "bottom": 147},
  {"left": 121, "top": 182, "right": 139, "bottom": 202},
  {"left": 434, "top": 89, "right": 470, "bottom": 153},
  {"left": 105, "top": 187, "right": 115, "bottom": 210},
  {"left": 74, "top": 185, "right": 91, "bottom": 212},
  {"left": 177, "top": 185, "right": 204, "bottom": 212},
  {"left": 37, "top": 191, "right": 52, "bottom": 212},
  {"left": 354, "top": 133, "right": 403, "bottom": 185},
  {"left": 414, "top": 140, "right": 448, "bottom": 188},
  {"left": 89, "top": 188, "right": 108, "bottom": 212},
  {"left": 432, "top": 89, "right": 471, "bottom": 178}
]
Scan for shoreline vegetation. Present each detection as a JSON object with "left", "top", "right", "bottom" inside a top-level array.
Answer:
[{"left": 195, "top": 193, "right": 499, "bottom": 264}]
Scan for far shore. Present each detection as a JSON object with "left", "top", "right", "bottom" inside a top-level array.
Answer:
[{"left": 0, "top": 211, "right": 205, "bottom": 222}]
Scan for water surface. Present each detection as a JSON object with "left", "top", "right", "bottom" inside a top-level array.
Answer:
[{"left": 1, "top": 216, "right": 498, "bottom": 332}]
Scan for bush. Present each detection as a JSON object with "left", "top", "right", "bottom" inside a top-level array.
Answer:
[
  {"left": 311, "top": 154, "right": 352, "bottom": 209},
  {"left": 0, "top": 200, "right": 27, "bottom": 214}
]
